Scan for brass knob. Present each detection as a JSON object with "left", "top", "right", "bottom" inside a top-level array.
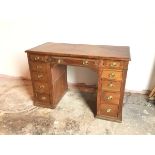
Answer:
[
  {"left": 39, "top": 85, "right": 45, "bottom": 89},
  {"left": 41, "top": 96, "right": 46, "bottom": 100},
  {"left": 109, "top": 72, "right": 115, "bottom": 79},
  {"left": 106, "top": 108, "right": 112, "bottom": 113},
  {"left": 83, "top": 60, "right": 88, "bottom": 65},
  {"left": 34, "top": 56, "right": 40, "bottom": 60},
  {"left": 37, "top": 74, "right": 43, "bottom": 78},
  {"left": 107, "top": 96, "right": 113, "bottom": 100},
  {"left": 57, "top": 59, "right": 63, "bottom": 64},
  {"left": 108, "top": 83, "right": 113, "bottom": 87},
  {"left": 110, "top": 62, "right": 117, "bottom": 67}
]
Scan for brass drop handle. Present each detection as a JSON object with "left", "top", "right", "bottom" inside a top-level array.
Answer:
[
  {"left": 106, "top": 108, "right": 112, "bottom": 113},
  {"left": 37, "top": 74, "right": 43, "bottom": 78},
  {"left": 107, "top": 96, "right": 113, "bottom": 100},
  {"left": 109, "top": 72, "right": 115, "bottom": 79},
  {"left": 34, "top": 56, "right": 40, "bottom": 60},
  {"left": 108, "top": 83, "right": 113, "bottom": 87},
  {"left": 39, "top": 85, "right": 45, "bottom": 89},
  {"left": 83, "top": 60, "right": 89, "bottom": 65},
  {"left": 110, "top": 62, "right": 117, "bottom": 67},
  {"left": 41, "top": 96, "right": 46, "bottom": 100}
]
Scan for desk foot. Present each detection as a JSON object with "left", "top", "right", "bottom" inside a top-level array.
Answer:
[{"left": 96, "top": 115, "right": 122, "bottom": 123}]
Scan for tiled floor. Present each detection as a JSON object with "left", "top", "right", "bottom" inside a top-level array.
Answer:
[{"left": 0, "top": 78, "right": 155, "bottom": 134}]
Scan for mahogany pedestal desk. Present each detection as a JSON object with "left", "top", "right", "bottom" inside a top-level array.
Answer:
[{"left": 25, "top": 42, "right": 130, "bottom": 122}]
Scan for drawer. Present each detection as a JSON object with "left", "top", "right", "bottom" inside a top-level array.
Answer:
[
  {"left": 102, "top": 80, "right": 121, "bottom": 92},
  {"left": 101, "top": 92, "right": 120, "bottom": 105},
  {"left": 33, "top": 82, "right": 49, "bottom": 93},
  {"left": 35, "top": 93, "right": 50, "bottom": 103},
  {"left": 51, "top": 57, "right": 98, "bottom": 68},
  {"left": 102, "top": 70, "right": 122, "bottom": 81},
  {"left": 103, "top": 60, "right": 124, "bottom": 69},
  {"left": 100, "top": 104, "right": 118, "bottom": 117},
  {"left": 29, "top": 54, "right": 49, "bottom": 62},
  {"left": 31, "top": 72, "right": 48, "bottom": 81},
  {"left": 29, "top": 61, "right": 48, "bottom": 72}
]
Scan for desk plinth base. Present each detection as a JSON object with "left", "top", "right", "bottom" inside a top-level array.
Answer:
[{"left": 96, "top": 115, "right": 122, "bottom": 123}]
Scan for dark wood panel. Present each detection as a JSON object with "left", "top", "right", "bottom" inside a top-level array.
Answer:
[
  {"left": 51, "top": 64, "right": 67, "bottom": 83},
  {"left": 68, "top": 83, "right": 97, "bottom": 93},
  {"left": 52, "top": 71, "right": 68, "bottom": 106}
]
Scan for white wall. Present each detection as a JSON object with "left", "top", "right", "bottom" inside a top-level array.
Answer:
[{"left": 0, "top": 0, "right": 155, "bottom": 91}]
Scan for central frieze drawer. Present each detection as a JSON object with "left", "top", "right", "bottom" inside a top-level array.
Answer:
[{"left": 51, "top": 57, "right": 98, "bottom": 68}]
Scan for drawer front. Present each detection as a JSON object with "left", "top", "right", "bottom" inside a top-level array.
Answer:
[
  {"left": 100, "top": 104, "right": 118, "bottom": 117},
  {"left": 102, "top": 80, "right": 121, "bottom": 92},
  {"left": 103, "top": 60, "right": 123, "bottom": 69},
  {"left": 29, "top": 62, "right": 48, "bottom": 72},
  {"left": 102, "top": 70, "right": 122, "bottom": 81},
  {"left": 35, "top": 93, "right": 50, "bottom": 103},
  {"left": 33, "top": 82, "right": 49, "bottom": 93},
  {"left": 31, "top": 72, "right": 48, "bottom": 81},
  {"left": 29, "top": 54, "right": 49, "bottom": 62},
  {"left": 51, "top": 57, "right": 98, "bottom": 68},
  {"left": 101, "top": 92, "right": 120, "bottom": 105}
]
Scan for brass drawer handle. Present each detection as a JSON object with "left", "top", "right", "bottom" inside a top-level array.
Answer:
[
  {"left": 108, "top": 83, "right": 113, "bottom": 87},
  {"left": 106, "top": 108, "right": 112, "bottom": 113},
  {"left": 83, "top": 60, "right": 89, "bottom": 65},
  {"left": 37, "top": 74, "right": 43, "bottom": 78},
  {"left": 109, "top": 72, "right": 115, "bottom": 79},
  {"left": 39, "top": 85, "right": 45, "bottom": 89},
  {"left": 34, "top": 56, "right": 40, "bottom": 60},
  {"left": 107, "top": 96, "right": 113, "bottom": 100},
  {"left": 57, "top": 59, "right": 63, "bottom": 64},
  {"left": 41, "top": 96, "right": 46, "bottom": 100},
  {"left": 110, "top": 62, "right": 117, "bottom": 67}
]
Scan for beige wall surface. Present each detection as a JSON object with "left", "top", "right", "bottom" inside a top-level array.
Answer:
[{"left": 0, "top": 0, "right": 155, "bottom": 92}]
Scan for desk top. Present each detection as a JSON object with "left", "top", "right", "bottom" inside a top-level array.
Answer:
[{"left": 25, "top": 42, "right": 130, "bottom": 61}]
